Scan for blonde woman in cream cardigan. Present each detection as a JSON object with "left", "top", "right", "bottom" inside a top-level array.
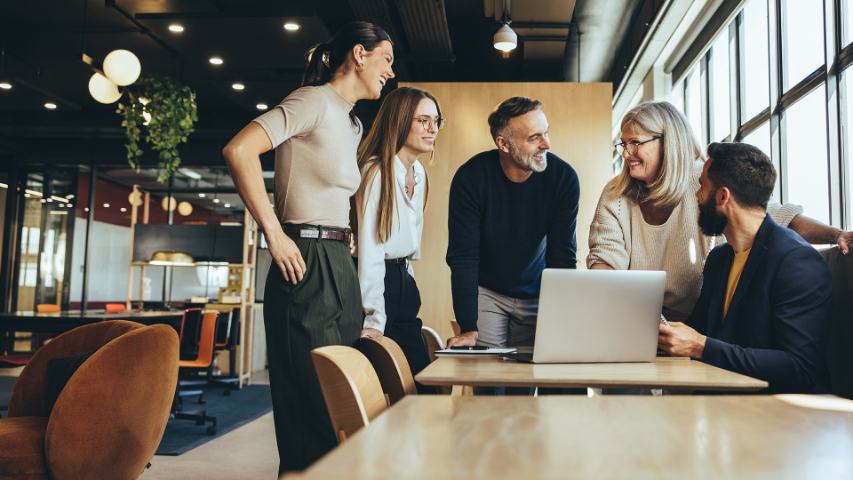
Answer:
[{"left": 588, "top": 101, "right": 851, "bottom": 322}]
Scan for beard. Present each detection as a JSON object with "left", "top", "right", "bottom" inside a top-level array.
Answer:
[
  {"left": 698, "top": 194, "right": 728, "bottom": 236},
  {"left": 508, "top": 140, "right": 547, "bottom": 173}
]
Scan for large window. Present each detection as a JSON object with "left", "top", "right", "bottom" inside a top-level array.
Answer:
[{"left": 670, "top": 0, "right": 853, "bottom": 229}]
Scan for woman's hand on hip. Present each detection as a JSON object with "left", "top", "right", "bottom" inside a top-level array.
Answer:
[{"left": 267, "top": 227, "right": 306, "bottom": 285}]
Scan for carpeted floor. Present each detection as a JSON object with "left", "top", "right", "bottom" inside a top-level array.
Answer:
[{"left": 156, "top": 384, "right": 273, "bottom": 456}]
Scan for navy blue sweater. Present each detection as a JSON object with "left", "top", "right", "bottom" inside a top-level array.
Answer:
[{"left": 446, "top": 150, "right": 580, "bottom": 333}]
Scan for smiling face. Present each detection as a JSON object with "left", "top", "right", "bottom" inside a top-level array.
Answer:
[
  {"left": 357, "top": 40, "right": 395, "bottom": 99},
  {"left": 620, "top": 123, "right": 663, "bottom": 185},
  {"left": 402, "top": 97, "right": 440, "bottom": 157},
  {"left": 501, "top": 109, "right": 551, "bottom": 173}
]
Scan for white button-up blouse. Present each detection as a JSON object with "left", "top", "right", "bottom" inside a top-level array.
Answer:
[{"left": 357, "top": 156, "right": 426, "bottom": 332}]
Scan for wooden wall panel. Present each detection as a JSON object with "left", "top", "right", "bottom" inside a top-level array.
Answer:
[{"left": 400, "top": 82, "right": 613, "bottom": 341}]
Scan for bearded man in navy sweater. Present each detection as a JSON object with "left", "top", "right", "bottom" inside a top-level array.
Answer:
[{"left": 445, "top": 97, "right": 580, "bottom": 348}]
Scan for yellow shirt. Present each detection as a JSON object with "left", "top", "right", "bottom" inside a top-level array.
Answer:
[{"left": 723, "top": 248, "right": 751, "bottom": 317}]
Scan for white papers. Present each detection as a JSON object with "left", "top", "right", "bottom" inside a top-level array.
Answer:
[{"left": 435, "top": 347, "right": 517, "bottom": 356}]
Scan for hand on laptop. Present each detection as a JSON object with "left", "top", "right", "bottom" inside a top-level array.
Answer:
[
  {"left": 658, "top": 322, "right": 707, "bottom": 359},
  {"left": 446, "top": 331, "right": 478, "bottom": 348}
]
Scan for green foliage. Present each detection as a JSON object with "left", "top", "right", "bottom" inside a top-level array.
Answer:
[{"left": 116, "top": 76, "right": 198, "bottom": 182}]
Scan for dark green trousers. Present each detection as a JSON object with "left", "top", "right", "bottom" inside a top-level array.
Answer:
[{"left": 263, "top": 237, "right": 362, "bottom": 474}]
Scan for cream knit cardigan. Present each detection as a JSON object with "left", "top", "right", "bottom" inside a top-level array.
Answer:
[{"left": 587, "top": 161, "right": 801, "bottom": 322}]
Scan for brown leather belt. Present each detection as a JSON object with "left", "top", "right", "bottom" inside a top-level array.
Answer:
[{"left": 283, "top": 223, "right": 352, "bottom": 245}]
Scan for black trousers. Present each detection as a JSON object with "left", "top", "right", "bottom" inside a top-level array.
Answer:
[
  {"left": 382, "top": 260, "right": 431, "bottom": 383},
  {"left": 263, "top": 237, "right": 362, "bottom": 474}
]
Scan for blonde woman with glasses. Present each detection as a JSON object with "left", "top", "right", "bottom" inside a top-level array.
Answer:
[
  {"left": 588, "top": 100, "right": 851, "bottom": 322},
  {"left": 355, "top": 87, "right": 443, "bottom": 379}
]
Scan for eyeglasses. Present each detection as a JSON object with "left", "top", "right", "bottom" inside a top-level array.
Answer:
[
  {"left": 614, "top": 136, "right": 662, "bottom": 156},
  {"left": 413, "top": 115, "right": 445, "bottom": 131}
]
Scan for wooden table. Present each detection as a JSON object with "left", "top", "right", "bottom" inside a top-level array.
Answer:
[
  {"left": 415, "top": 356, "right": 768, "bottom": 392},
  {"left": 301, "top": 395, "right": 853, "bottom": 479}
]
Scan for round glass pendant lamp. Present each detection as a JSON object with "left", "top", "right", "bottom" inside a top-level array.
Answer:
[
  {"left": 103, "top": 49, "right": 141, "bottom": 86},
  {"left": 88, "top": 72, "right": 121, "bottom": 104}
]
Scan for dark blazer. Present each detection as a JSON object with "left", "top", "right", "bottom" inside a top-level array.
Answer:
[{"left": 687, "top": 214, "right": 831, "bottom": 393}]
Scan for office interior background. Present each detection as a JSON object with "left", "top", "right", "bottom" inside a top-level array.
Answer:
[{"left": 0, "top": 0, "right": 851, "bottom": 479}]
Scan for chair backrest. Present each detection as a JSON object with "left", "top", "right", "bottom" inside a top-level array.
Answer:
[
  {"left": 44, "top": 322, "right": 179, "bottom": 480},
  {"left": 311, "top": 345, "right": 388, "bottom": 443},
  {"left": 214, "top": 310, "right": 233, "bottom": 348},
  {"left": 820, "top": 247, "right": 853, "bottom": 398},
  {"left": 104, "top": 303, "right": 126, "bottom": 313},
  {"left": 186, "top": 311, "right": 218, "bottom": 366},
  {"left": 179, "top": 308, "right": 203, "bottom": 359},
  {"left": 357, "top": 337, "right": 416, "bottom": 405},
  {"left": 420, "top": 325, "right": 445, "bottom": 363},
  {"left": 450, "top": 319, "right": 461, "bottom": 337},
  {"left": 36, "top": 304, "right": 60, "bottom": 313}
]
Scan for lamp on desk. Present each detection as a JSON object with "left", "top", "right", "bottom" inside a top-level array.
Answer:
[{"left": 149, "top": 250, "right": 195, "bottom": 266}]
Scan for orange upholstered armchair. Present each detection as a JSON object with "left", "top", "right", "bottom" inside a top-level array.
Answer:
[{"left": 0, "top": 320, "right": 179, "bottom": 479}]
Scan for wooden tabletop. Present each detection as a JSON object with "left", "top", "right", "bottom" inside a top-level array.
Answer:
[
  {"left": 415, "top": 356, "right": 768, "bottom": 392},
  {"left": 0, "top": 309, "right": 184, "bottom": 333},
  {"left": 302, "top": 395, "right": 853, "bottom": 479}
]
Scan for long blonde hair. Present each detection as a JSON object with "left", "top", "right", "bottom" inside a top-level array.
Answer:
[
  {"left": 606, "top": 101, "right": 703, "bottom": 208},
  {"left": 355, "top": 87, "right": 440, "bottom": 243}
]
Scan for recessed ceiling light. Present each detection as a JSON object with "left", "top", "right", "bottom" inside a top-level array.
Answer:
[
  {"left": 256, "top": 103, "right": 268, "bottom": 110},
  {"left": 120, "top": 207, "right": 127, "bottom": 212},
  {"left": 0, "top": 82, "right": 11, "bottom": 90},
  {"left": 209, "top": 56, "right": 224, "bottom": 66},
  {"left": 199, "top": 193, "right": 206, "bottom": 198},
  {"left": 44, "top": 102, "right": 57, "bottom": 110},
  {"left": 231, "top": 82, "right": 245, "bottom": 91},
  {"left": 212, "top": 198, "right": 220, "bottom": 203},
  {"left": 168, "top": 23, "right": 184, "bottom": 33},
  {"left": 103, "top": 203, "right": 110, "bottom": 208},
  {"left": 224, "top": 203, "right": 231, "bottom": 208},
  {"left": 283, "top": 23, "right": 300, "bottom": 31}
]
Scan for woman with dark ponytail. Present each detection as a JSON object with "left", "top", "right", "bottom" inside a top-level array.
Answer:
[{"left": 222, "top": 21, "right": 394, "bottom": 474}]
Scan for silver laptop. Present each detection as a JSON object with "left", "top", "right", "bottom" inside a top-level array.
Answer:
[{"left": 510, "top": 269, "right": 666, "bottom": 363}]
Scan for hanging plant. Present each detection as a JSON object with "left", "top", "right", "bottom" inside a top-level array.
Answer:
[{"left": 116, "top": 75, "right": 198, "bottom": 182}]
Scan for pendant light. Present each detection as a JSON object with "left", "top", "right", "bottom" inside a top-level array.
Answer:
[{"left": 493, "top": 0, "right": 517, "bottom": 53}]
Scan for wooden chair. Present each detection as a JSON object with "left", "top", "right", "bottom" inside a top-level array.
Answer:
[
  {"left": 35, "top": 304, "right": 60, "bottom": 313},
  {"left": 357, "top": 336, "right": 416, "bottom": 405},
  {"left": 311, "top": 346, "right": 388, "bottom": 443},
  {"left": 450, "top": 319, "right": 461, "bottom": 337},
  {"left": 420, "top": 325, "right": 445, "bottom": 363}
]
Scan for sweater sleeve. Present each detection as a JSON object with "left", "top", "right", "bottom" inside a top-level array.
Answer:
[
  {"left": 446, "top": 169, "right": 481, "bottom": 333},
  {"left": 586, "top": 188, "right": 631, "bottom": 269},
  {"left": 252, "top": 87, "right": 324, "bottom": 148},
  {"left": 545, "top": 166, "right": 579, "bottom": 269},
  {"left": 767, "top": 202, "right": 803, "bottom": 228}
]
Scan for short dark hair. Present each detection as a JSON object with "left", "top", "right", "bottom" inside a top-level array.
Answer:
[
  {"left": 487, "top": 96, "right": 543, "bottom": 139},
  {"left": 706, "top": 142, "right": 776, "bottom": 209}
]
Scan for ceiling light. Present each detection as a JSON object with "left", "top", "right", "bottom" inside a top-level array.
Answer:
[
  {"left": 493, "top": 23, "right": 517, "bottom": 52},
  {"left": 103, "top": 49, "right": 141, "bottom": 86},
  {"left": 224, "top": 203, "right": 231, "bottom": 208},
  {"left": 0, "top": 82, "right": 11, "bottom": 90},
  {"left": 177, "top": 201, "right": 193, "bottom": 216},
  {"left": 44, "top": 102, "right": 57, "bottom": 110},
  {"left": 231, "top": 82, "right": 245, "bottom": 91},
  {"left": 178, "top": 167, "right": 201, "bottom": 180},
  {"left": 25, "top": 189, "right": 43, "bottom": 197},
  {"left": 0, "top": 182, "right": 7, "bottom": 189},
  {"left": 256, "top": 103, "right": 268, "bottom": 110},
  {"left": 103, "top": 203, "right": 110, "bottom": 208},
  {"left": 162, "top": 196, "right": 177, "bottom": 211},
  {"left": 283, "top": 23, "right": 300, "bottom": 31},
  {"left": 88, "top": 72, "right": 121, "bottom": 104},
  {"left": 120, "top": 207, "right": 127, "bottom": 212},
  {"left": 209, "top": 56, "right": 224, "bottom": 66},
  {"left": 168, "top": 23, "right": 185, "bottom": 33},
  {"left": 198, "top": 193, "right": 206, "bottom": 198},
  {"left": 212, "top": 198, "right": 220, "bottom": 203}
]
